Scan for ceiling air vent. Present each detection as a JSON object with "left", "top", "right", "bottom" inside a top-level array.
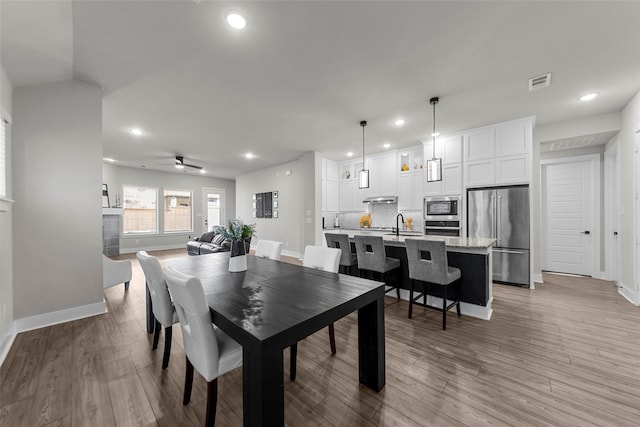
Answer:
[{"left": 529, "top": 73, "right": 551, "bottom": 91}]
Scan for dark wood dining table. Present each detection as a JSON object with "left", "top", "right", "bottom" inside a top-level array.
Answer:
[{"left": 147, "top": 252, "right": 386, "bottom": 427}]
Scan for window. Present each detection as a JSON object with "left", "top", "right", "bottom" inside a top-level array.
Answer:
[
  {"left": 0, "top": 118, "right": 6, "bottom": 198},
  {"left": 123, "top": 186, "right": 157, "bottom": 234},
  {"left": 163, "top": 189, "right": 192, "bottom": 232}
]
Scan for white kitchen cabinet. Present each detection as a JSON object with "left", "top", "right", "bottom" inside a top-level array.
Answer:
[
  {"left": 369, "top": 152, "right": 397, "bottom": 196},
  {"left": 340, "top": 180, "right": 364, "bottom": 212},
  {"left": 421, "top": 136, "right": 462, "bottom": 196},
  {"left": 322, "top": 158, "right": 339, "bottom": 211},
  {"left": 398, "top": 169, "right": 425, "bottom": 211},
  {"left": 464, "top": 128, "right": 495, "bottom": 161},
  {"left": 463, "top": 117, "right": 533, "bottom": 187},
  {"left": 398, "top": 146, "right": 425, "bottom": 173},
  {"left": 326, "top": 180, "right": 339, "bottom": 211}
]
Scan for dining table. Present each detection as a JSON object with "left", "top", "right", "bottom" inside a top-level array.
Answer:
[{"left": 146, "top": 252, "right": 386, "bottom": 427}]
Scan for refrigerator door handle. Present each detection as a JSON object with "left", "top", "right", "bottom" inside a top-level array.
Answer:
[
  {"left": 493, "top": 249, "right": 526, "bottom": 255},
  {"left": 497, "top": 195, "right": 502, "bottom": 244},
  {"left": 490, "top": 195, "right": 496, "bottom": 238}
]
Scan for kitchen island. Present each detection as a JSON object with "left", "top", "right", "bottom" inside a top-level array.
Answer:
[{"left": 323, "top": 228, "right": 496, "bottom": 320}]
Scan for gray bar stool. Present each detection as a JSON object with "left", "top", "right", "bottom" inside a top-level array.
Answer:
[
  {"left": 325, "top": 233, "right": 358, "bottom": 275},
  {"left": 405, "top": 238, "right": 461, "bottom": 330},
  {"left": 354, "top": 235, "right": 401, "bottom": 298}
]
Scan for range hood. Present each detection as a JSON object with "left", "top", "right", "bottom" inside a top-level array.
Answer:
[{"left": 362, "top": 196, "right": 398, "bottom": 204}]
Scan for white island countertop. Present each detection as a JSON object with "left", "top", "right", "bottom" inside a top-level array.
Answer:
[{"left": 324, "top": 228, "right": 495, "bottom": 250}]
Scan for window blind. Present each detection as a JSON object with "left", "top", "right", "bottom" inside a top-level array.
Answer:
[{"left": 0, "top": 118, "right": 5, "bottom": 198}]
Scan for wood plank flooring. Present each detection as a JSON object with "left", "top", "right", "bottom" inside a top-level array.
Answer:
[{"left": 1, "top": 249, "right": 639, "bottom": 426}]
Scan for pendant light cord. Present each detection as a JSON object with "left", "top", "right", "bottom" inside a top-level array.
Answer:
[
  {"left": 430, "top": 97, "right": 439, "bottom": 160},
  {"left": 360, "top": 120, "right": 367, "bottom": 167}
]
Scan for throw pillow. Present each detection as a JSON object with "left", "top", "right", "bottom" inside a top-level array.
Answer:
[
  {"left": 213, "top": 234, "right": 226, "bottom": 245},
  {"left": 200, "top": 231, "right": 215, "bottom": 243}
]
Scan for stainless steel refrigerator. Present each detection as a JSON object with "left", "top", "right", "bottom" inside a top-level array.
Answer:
[{"left": 467, "top": 186, "right": 530, "bottom": 286}]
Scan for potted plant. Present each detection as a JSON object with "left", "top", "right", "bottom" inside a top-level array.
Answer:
[{"left": 215, "top": 220, "right": 256, "bottom": 272}]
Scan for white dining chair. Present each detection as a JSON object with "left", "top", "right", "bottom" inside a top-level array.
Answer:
[
  {"left": 288, "top": 245, "right": 342, "bottom": 381},
  {"left": 164, "top": 266, "right": 243, "bottom": 427},
  {"left": 137, "top": 251, "right": 179, "bottom": 369},
  {"left": 102, "top": 254, "right": 131, "bottom": 291},
  {"left": 254, "top": 239, "right": 284, "bottom": 261}
]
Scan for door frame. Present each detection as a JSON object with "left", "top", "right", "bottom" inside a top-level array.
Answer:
[
  {"left": 202, "top": 187, "right": 226, "bottom": 233},
  {"left": 634, "top": 124, "right": 640, "bottom": 305},
  {"left": 540, "top": 153, "right": 601, "bottom": 278},
  {"left": 604, "top": 140, "right": 620, "bottom": 283}
]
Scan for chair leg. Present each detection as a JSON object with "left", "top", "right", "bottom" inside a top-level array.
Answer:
[
  {"left": 456, "top": 280, "right": 462, "bottom": 317},
  {"left": 442, "top": 286, "right": 447, "bottom": 330},
  {"left": 328, "top": 323, "right": 336, "bottom": 355},
  {"left": 408, "top": 279, "right": 414, "bottom": 319},
  {"left": 183, "top": 356, "right": 194, "bottom": 405},
  {"left": 162, "top": 325, "right": 172, "bottom": 369},
  {"left": 152, "top": 319, "right": 161, "bottom": 350},
  {"left": 205, "top": 378, "right": 218, "bottom": 427},
  {"left": 124, "top": 281, "right": 130, "bottom": 291},
  {"left": 289, "top": 343, "right": 297, "bottom": 381}
]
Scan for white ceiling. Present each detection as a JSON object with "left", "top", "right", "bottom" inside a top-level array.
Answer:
[{"left": 2, "top": 1, "right": 639, "bottom": 179}]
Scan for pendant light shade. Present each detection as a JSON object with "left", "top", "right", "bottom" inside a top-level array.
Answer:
[
  {"left": 426, "top": 97, "right": 443, "bottom": 182},
  {"left": 359, "top": 120, "right": 370, "bottom": 189}
]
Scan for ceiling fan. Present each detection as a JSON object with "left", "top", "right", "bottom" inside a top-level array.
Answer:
[{"left": 175, "top": 156, "right": 203, "bottom": 170}]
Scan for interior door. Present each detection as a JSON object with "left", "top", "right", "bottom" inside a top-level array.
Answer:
[
  {"left": 203, "top": 188, "right": 224, "bottom": 232},
  {"left": 542, "top": 161, "right": 592, "bottom": 275}
]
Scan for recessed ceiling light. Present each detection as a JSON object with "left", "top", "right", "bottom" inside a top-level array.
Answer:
[
  {"left": 226, "top": 11, "right": 247, "bottom": 29},
  {"left": 130, "top": 128, "right": 143, "bottom": 136},
  {"left": 431, "top": 132, "right": 440, "bottom": 137},
  {"left": 347, "top": 152, "right": 354, "bottom": 157},
  {"left": 579, "top": 93, "right": 598, "bottom": 101},
  {"left": 103, "top": 157, "right": 115, "bottom": 162},
  {"left": 245, "top": 152, "right": 254, "bottom": 159},
  {"left": 383, "top": 143, "right": 391, "bottom": 149},
  {"left": 394, "top": 119, "right": 405, "bottom": 127}
]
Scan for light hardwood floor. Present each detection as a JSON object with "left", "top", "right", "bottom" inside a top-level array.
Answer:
[{"left": 1, "top": 249, "right": 639, "bottom": 426}]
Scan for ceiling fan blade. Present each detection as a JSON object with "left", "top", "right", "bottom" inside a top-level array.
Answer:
[{"left": 175, "top": 156, "right": 203, "bottom": 170}]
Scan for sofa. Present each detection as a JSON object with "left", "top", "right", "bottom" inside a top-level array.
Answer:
[{"left": 187, "top": 230, "right": 231, "bottom": 255}]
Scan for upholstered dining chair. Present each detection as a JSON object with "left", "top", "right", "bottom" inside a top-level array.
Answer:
[
  {"left": 136, "top": 251, "right": 179, "bottom": 369},
  {"left": 405, "top": 238, "right": 461, "bottom": 330},
  {"left": 287, "top": 245, "right": 343, "bottom": 381},
  {"left": 324, "top": 233, "right": 358, "bottom": 275},
  {"left": 163, "top": 267, "right": 243, "bottom": 427},
  {"left": 102, "top": 254, "right": 132, "bottom": 291},
  {"left": 254, "top": 239, "right": 284, "bottom": 261},
  {"left": 354, "top": 235, "right": 401, "bottom": 298}
]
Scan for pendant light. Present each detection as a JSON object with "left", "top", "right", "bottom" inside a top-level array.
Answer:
[
  {"left": 426, "top": 97, "right": 442, "bottom": 182},
  {"left": 358, "top": 120, "right": 370, "bottom": 189}
]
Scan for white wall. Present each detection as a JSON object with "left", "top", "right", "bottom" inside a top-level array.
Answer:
[
  {"left": 102, "top": 163, "right": 236, "bottom": 253},
  {"left": 12, "top": 80, "right": 104, "bottom": 320},
  {"left": 0, "top": 64, "right": 14, "bottom": 362},
  {"left": 618, "top": 90, "right": 640, "bottom": 303},
  {"left": 236, "top": 154, "right": 320, "bottom": 257}
]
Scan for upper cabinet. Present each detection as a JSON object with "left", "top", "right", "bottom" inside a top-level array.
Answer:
[
  {"left": 463, "top": 117, "right": 533, "bottom": 188},
  {"left": 322, "top": 158, "right": 339, "bottom": 211},
  {"left": 421, "top": 136, "right": 463, "bottom": 196},
  {"left": 397, "top": 145, "right": 425, "bottom": 210}
]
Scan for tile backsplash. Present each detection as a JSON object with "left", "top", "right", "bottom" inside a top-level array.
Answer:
[{"left": 326, "top": 204, "right": 421, "bottom": 230}]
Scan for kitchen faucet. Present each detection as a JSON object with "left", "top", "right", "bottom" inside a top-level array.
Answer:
[{"left": 395, "top": 213, "right": 404, "bottom": 237}]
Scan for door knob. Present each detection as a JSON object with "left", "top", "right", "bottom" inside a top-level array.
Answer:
[
  {"left": 613, "top": 231, "right": 618, "bottom": 236},
  {"left": 580, "top": 230, "right": 590, "bottom": 235}
]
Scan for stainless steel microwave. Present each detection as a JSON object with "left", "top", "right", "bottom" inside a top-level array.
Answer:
[{"left": 424, "top": 196, "right": 461, "bottom": 220}]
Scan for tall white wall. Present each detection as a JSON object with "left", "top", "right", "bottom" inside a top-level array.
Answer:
[
  {"left": 0, "top": 64, "right": 14, "bottom": 361},
  {"left": 236, "top": 154, "right": 319, "bottom": 257},
  {"left": 12, "top": 80, "right": 104, "bottom": 320},
  {"left": 618, "top": 90, "right": 640, "bottom": 303},
  {"left": 102, "top": 163, "right": 236, "bottom": 253}
]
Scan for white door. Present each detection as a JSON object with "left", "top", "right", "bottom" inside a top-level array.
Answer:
[
  {"left": 203, "top": 188, "right": 225, "bottom": 232},
  {"left": 542, "top": 160, "right": 594, "bottom": 275}
]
